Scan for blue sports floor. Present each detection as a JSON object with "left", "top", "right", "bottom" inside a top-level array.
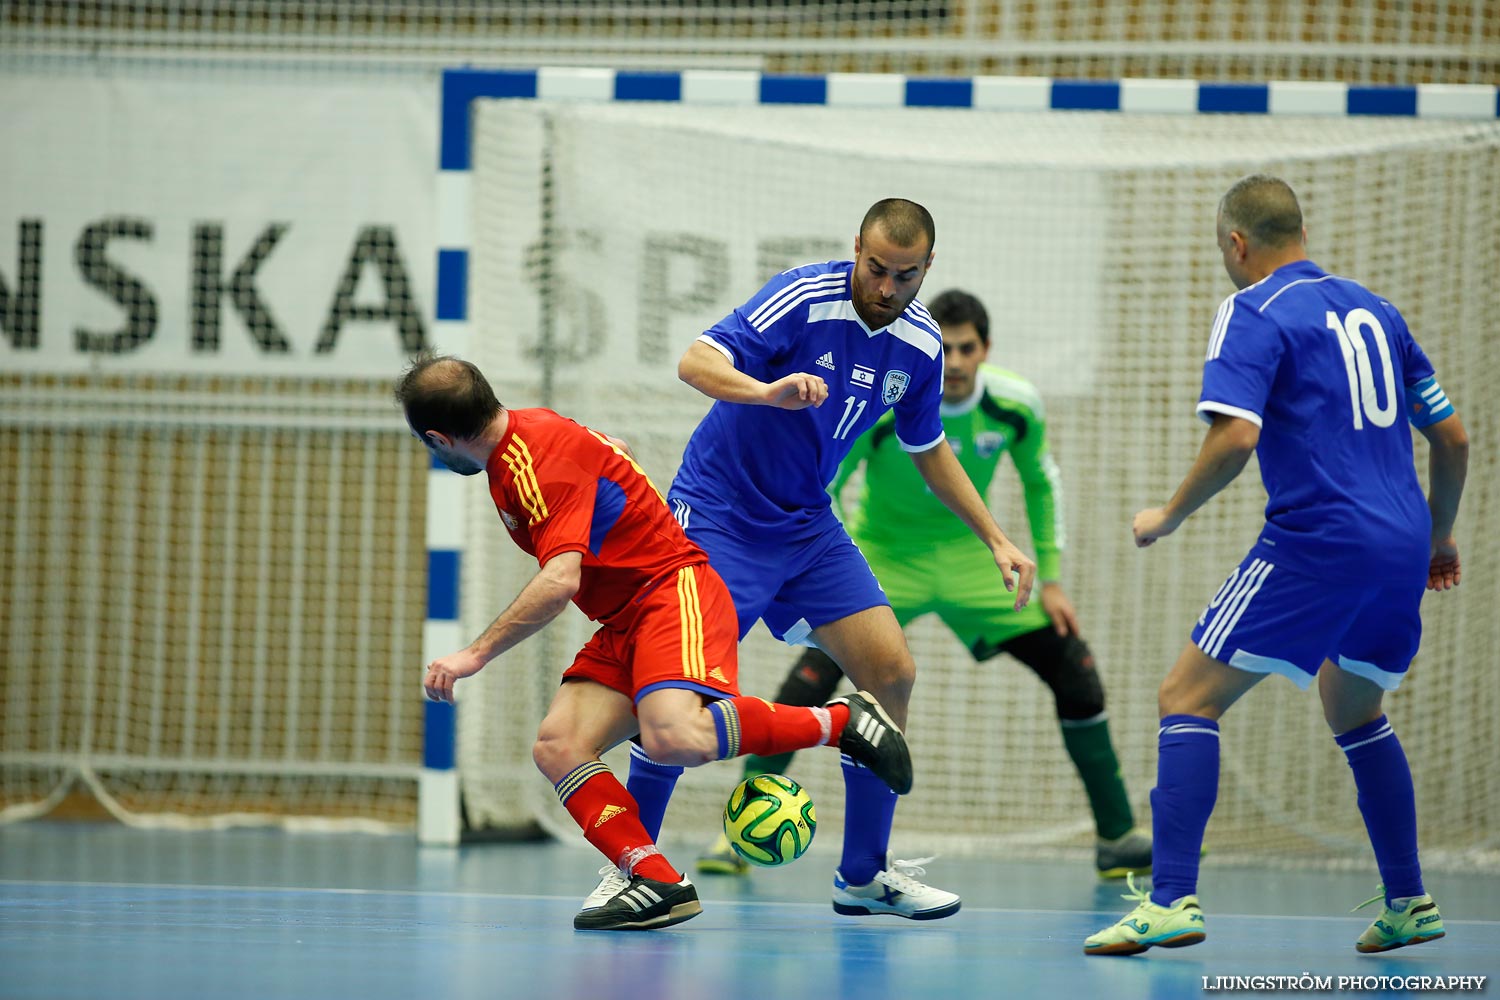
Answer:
[{"left": 2, "top": 823, "right": 1496, "bottom": 1000}]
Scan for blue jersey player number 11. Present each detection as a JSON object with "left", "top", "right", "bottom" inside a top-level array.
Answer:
[{"left": 617, "top": 198, "right": 1038, "bottom": 922}]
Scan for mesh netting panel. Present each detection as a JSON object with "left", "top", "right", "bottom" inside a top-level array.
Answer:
[
  {"left": 0, "top": 375, "right": 428, "bottom": 829},
  {"left": 465, "top": 99, "right": 1500, "bottom": 869},
  {"left": 3, "top": 1, "right": 1496, "bottom": 83}
]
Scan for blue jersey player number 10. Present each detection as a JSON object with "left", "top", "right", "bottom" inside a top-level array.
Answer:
[{"left": 1087, "top": 174, "right": 1468, "bottom": 958}]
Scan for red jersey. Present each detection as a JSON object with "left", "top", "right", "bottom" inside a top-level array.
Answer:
[{"left": 485, "top": 407, "right": 707, "bottom": 626}]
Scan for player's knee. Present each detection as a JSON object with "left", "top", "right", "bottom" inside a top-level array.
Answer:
[
  {"left": 861, "top": 658, "right": 915, "bottom": 716},
  {"left": 1050, "top": 637, "right": 1106, "bottom": 720},
  {"left": 1321, "top": 697, "right": 1384, "bottom": 736},
  {"left": 531, "top": 720, "right": 581, "bottom": 780},
  {"left": 1318, "top": 663, "right": 1386, "bottom": 734},
  {"left": 638, "top": 714, "right": 717, "bottom": 768},
  {"left": 1155, "top": 678, "right": 1179, "bottom": 718},
  {"left": 1156, "top": 667, "right": 1212, "bottom": 718},
  {"left": 774, "top": 647, "right": 844, "bottom": 706},
  {"left": 832, "top": 644, "right": 914, "bottom": 723}
]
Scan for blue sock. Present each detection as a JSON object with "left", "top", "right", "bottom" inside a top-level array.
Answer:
[
  {"left": 838, "top": 755, "right": 897, "bottom": 885},
  {"left": 624, "top": 742, "right": 683, "bottom": 842},
  {"left": 1150, "top": 714, "right": 1220, "bottom": 906},
  {"left": 1336, "top": 715, "right": 1423, "bottom": 902}
]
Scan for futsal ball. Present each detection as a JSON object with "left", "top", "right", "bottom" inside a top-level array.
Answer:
[{"left": 723, "top": 773, "right": 816, "bottom": 867}]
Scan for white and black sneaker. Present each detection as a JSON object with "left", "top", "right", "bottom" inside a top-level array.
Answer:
[
  {"left": 573, "top": 872, "right": 702, "bottom": 931},
  {"left": 579, "top": 864, "right": 632, "bottom": 913},
  {"left": 831, "top": 690, "right": 913, "bottom": 794},
  {"left": 832, "top": 854, "right": 961, "bottom": 920}
]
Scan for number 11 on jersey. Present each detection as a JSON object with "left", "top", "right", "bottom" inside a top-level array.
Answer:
[{"left": 832, "top": 395, "right": 866, "bottom": 440}]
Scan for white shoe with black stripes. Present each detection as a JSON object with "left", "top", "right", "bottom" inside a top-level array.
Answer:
[
  {"left": 579, "top": 864, "right": 632, "bottom": 913},
  {"left": 572, "top": 872, "right": 702, "bottom": 931}
]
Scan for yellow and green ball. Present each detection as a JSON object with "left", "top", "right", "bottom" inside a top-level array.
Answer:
[{"left": 723, "top": 773, "right": 816, "bottom": 867}]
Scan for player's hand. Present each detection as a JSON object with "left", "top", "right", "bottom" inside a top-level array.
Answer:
[
  {"left": 763, "top": 373, "right": 828, "bottom": 410},
  {"left": 1427, "top": 536, "right": 1461, "bottom": 591},
  {"left": 603, "top": 433, "right": 637, "bottom": 461},
  {"left": 992, "top": 542, "right": 1037, "bottom": 610},
  {"left": 1040, "top": 582, "right": 1080, "bottom": 637},
  {"left": 1132, "top": 507, "right": 1181, "bottom": 548},
  {"left": 423, "top": 649, "right": 487, "bottom": 704}
]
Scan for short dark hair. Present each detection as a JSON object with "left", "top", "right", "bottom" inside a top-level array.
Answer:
[
  {"left": 394, "top": 350, "right": 502, "bottom": 440},
  {"left": 927, "top": 288, "right": 989, "bottom": 345},
  {"left": 860, "top": 198, "right": 935, "bottom": 255},
  {"left": 1219, "top": 174, "right": 1304, "bottom": 250}
]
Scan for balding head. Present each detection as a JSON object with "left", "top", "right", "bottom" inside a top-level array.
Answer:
[{"left": 395, "top": 351, "right": 503, "bottom": 441}]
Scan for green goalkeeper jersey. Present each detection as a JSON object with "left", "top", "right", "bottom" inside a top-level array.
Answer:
[{"left": 832, "top": 363, "right": 1065, "bottom": 581}]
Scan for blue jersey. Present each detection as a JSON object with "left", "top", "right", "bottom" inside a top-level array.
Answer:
[
  {"left": 671, "top": 260, "right": 945, "bottom": 536},
  {"left": 1199, "top": 259, "right": 1435, "bottom": 582}
]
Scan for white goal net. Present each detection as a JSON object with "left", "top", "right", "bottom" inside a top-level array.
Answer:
[
  {"left": 462, "top": 99, "right": 1500, "bottom": 869},
  {"left": 0, "top": 375, "right": 429, "bottom": 829}
]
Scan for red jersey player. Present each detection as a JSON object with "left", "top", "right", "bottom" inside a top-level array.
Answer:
[{"left": 395, "top": 352, "right": 913, "bottom": 931}]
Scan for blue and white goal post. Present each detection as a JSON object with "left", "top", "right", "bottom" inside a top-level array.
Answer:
[{"left": 417, "top": 67, "right": 1498, "bottom": 848}]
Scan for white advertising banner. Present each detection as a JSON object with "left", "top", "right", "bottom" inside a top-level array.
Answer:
[{"left": 0, "top": 68, "right": 435, "bottom": 377}]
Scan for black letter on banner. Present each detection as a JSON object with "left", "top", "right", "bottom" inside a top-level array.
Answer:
[
  {"left": 638, "top": 234, "right": 728, "bottom": 364},
  {"left": 74, "top": 217, "right": 157, "bottom": 354},
  {"left": 1, "top": 220, "right": 43, "bottom": 350},
  {"left": 523, "top": 228, "right": 606, "bottom": 365},
  {"left": 316, "top": 226, "right": 426, "bottom": 354},
  {"left": 191, "top": 222, "right": 291, "bottom": 353},
  {"left": 756, "top": 238, "right": 844, "bottom": 285}
]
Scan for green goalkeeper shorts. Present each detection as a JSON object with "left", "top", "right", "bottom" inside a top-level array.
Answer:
[{"left": 859, "top": 532, "right": 1052, "bottom": 656}]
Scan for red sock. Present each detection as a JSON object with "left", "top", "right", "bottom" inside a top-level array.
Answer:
[
  {"left": 554, "top": 760, "right": 680, "bottom": 883},
  {"left": 709, "top": 697, "right": 851, "bottom": 759}
]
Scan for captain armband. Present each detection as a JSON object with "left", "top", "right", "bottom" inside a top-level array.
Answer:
[{"left": 1405, "top": 376, "right": 1454, "bottom": 428}]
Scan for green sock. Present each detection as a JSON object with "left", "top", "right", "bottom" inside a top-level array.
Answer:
[
  {"left": 744, "top": 752, "right": 794, "bottom": 779},
  {"left": 1060, "top": 716, "right": 1135, "bottom": 840}
]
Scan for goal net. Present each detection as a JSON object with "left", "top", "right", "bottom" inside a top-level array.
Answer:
[
  {"left": 462, "top": 98, "right": 1500, "bottom": 869},
  {"left": 0, "top": 375, "right": 429, "bottom": 830},
  {"left": 7, "top": 1, "right": 1495, "bottom": 83}
]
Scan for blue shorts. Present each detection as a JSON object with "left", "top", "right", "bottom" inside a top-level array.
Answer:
[
  {"left": 668, "top": 497, "right": 888, "bottom": 645},
  {"left": 1191, "top": 553, "right": 1423, "bottom": 691}
]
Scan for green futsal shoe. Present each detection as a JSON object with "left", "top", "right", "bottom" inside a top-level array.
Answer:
[
  {"left": 1085, "top": 873, "right": 1206, "bottom": 955},
  {"left": 1353, "top": 888, "right": 1445, "bottom": 953},
  {"left": 1095, "top": 828, "right": 1153, "bottom": 879},
  {"left": 695, "top": 830, "right": 750, "bottom": 876}
]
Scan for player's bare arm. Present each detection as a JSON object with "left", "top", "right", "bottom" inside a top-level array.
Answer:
[
  {"left": 423, "top": 551, "right": 583, "bottom": 703},
  {"left": 909, "top": 440, "right": 1036, "bottom": 609},
  {"left": 677, "top": 340, "right": 828, "bottom": 410},
  {"left": 1418, "top": 412, "right": 1469, "bottom": 591},
  {"left": 1134, "top": 413, "right": 1259, "bottom": 548}
]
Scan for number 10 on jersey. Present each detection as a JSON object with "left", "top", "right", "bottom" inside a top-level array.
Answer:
[{"left": 1327, "top": 308, "right": 1397, "bottom": 430}]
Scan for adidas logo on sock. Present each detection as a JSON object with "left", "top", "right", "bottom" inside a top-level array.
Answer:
[
  {"left": 595, "top": 804, "right": 625, "bottom": 827},
  {"left": 815, "top": 351, "right": 836, "bottom": 370}
]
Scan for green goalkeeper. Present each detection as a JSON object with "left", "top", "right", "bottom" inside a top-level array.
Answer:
[{"left": 699, "top": 288, "right": 1151, "bottom": 879}]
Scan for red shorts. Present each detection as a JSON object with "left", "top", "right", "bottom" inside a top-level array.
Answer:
[{"left": 564, "top": 562, "right": 740, "bottom": 705}]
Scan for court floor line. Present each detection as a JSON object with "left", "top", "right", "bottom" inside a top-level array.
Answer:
[{"left": 4, "top": 878, "right": 1498, "bottom": 926}]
